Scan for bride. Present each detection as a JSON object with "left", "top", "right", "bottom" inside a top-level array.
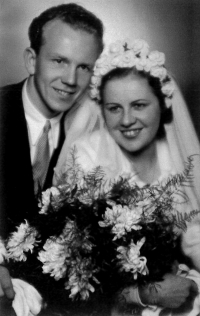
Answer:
[{"left": 55, "top": 39, "right": 200, "bottom": 315}]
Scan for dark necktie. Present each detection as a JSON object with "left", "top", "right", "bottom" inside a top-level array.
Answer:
[{"left": 33, "top": 120, "right": 51, "bottom": 193}]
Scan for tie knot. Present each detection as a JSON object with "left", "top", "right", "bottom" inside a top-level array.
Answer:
[{"left": 43, "top": 120, "right": 51, "bottom": 133}]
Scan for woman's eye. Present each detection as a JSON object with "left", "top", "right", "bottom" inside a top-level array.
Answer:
[
  {"left": 132, "top": 103, "right": 146, "bottom": 110},
  {"left": 108, "top": 106, "right": 121, "bottom": 113}
]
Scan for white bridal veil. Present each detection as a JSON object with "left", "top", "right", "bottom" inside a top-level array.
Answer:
[{"left": 55, "top": 81, "right": 200, "bottom": 204}]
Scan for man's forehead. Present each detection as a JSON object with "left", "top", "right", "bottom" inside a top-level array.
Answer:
[
  {"left": 41, "top": 19, "right": 100, "bottom": 62},
  {"left": 42, "top": 19, "right": 96, "bottom": 44}
]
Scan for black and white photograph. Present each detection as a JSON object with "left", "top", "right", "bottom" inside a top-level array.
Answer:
[{"left": 0, "top": 1, "right": 200, "bottom": 315}]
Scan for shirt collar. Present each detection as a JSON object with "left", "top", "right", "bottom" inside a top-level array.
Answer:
[{"left": 22, "top": 79, "right": 63, "bottom": 146}]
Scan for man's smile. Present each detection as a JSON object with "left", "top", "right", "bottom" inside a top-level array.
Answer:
[{"left": 54, "top": 88, "right": 76, "bottom": 97}]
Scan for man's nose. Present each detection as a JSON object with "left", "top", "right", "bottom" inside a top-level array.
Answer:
[
  {"left": 121, "top": 110, "right": 137, "bottom": 126},
  {"left": 61, "top": 66, "right": 77, "bottom": 86}
]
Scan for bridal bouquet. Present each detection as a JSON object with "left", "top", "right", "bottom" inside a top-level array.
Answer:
[{"left": 2, "top": 151, "right": 199, "bottom": 304}]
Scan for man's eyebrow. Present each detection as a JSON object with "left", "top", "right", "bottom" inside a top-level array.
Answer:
[
  {"left": 49, "top": 53, "right": 68, "bottom": 60},
  {"left": 104, "top": 102, "right": 121, "bottom": 106},
  {"left": 48, "top": 54, "right": 93, "bottom": 67},
  {"left": 79, "top": 62, "right": 94, "bottom": 68}
]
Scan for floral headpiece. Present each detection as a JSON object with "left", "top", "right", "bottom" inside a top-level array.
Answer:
[{"left": 90, "top": 39, "right": 175, "bottom": 104}]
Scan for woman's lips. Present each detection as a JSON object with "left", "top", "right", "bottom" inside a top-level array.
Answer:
[{"left": 121, "top": 129, "right": 142, "bottom": 138}]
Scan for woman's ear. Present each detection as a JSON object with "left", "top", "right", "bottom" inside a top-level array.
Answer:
[{"left": 23, "top": 47, "right": 37, "bottom": 75}]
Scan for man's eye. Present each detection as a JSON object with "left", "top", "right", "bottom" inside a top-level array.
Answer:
[
  {"left": 79, "top": 65, "right": 91, "bottom": 72},
  {"left": 53, "top": 59, "right": 63, "bottom": 64}
]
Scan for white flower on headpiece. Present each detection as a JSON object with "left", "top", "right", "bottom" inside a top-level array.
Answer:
[
  {"left": 125, "top": 38, "right": 135, "bottom": 50},
  {"left": 93, "top": 68, "right": 102, "bottom": 77},
  {"left": 109, "top": 40, "right": 124, "bottom": 55},
  {"left": 135, "top": 57, "right": 149, "bottom": 71},
  {"left": 150, "top": 66, "right": 168, "bottom": 81},
  {"left": 91, "top": 75, "right": 101, "bottom": 86},
  {"left": 95, "top": 55, "right": 112, "bottom": 77},
  {"left": 95, "top": 54, "right": 110, "bottom": 68},
  {"left": 119, "top": 50, "right": 136, "bottom": 68},
  {"left": 90, "top": 88, "right": 99, "bottom": 100},
  {"left": 111, "top": 54, "right": 123, "bottom": 67},
  {"left": 133, "top": 39, "right": 149, "bottom": 57},
  {"left": 149, "top": 51, "right": 165, "bottom": 66},
  {"left": 90, "top": 39, "right": 174, "bottom": 101},
  {"left": 117, "top": 238, "right": 148, "bottom": 279},
  {"left": 161, "top": 81, "right": 175, "bottom": 98},
  {"left": 99, "top": 66, "right": 111, "bottom": 76},
  {"left": 165, "top": 98, "right": 172, "bottom": 109}
]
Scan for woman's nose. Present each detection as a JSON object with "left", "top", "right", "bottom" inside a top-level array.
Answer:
[
  {"left": 61, "top": 66, "right": 77, "bottom": 86},
  {"left": 121, "top": 110, "right": 137, "bottom": 126}
]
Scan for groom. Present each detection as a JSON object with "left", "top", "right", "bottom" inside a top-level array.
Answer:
[{"left": 0, "top": 2, "right": 103, "bottom": 304}]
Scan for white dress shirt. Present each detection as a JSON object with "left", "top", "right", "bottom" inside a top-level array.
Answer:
[{"left": 22, "top": 80, "right": 63, "bottom": 164}]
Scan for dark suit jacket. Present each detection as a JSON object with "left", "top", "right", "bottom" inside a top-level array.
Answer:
[{"left": 0, "top": 81, "right": 65, "bottom": 237}]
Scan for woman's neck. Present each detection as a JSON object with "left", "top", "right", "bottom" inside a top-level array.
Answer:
[{"left": 123, "top": 141, "right": 160, "bottom": 184}]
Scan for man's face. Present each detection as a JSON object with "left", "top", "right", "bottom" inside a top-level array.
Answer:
[{"left": 26, "top": 20, "right": 101, "bottom": 118}]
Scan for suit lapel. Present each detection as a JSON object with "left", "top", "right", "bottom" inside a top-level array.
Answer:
[
  {"left": 0, "top": 81, "right": 37, "bottom": 229},
  {"left": 10, "top": 82, "right": 34, "bottom": 190}
]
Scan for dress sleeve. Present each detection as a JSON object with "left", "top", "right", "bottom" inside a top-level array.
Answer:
[{"left": 181, "top": 221, "right": 200, "bottom": 272}]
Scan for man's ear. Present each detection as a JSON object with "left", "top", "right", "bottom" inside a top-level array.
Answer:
[{"left": 23, "top": 47, "right": 37, "bottom": 75}]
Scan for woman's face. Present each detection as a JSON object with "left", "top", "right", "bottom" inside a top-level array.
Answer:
[{"left": 102, "top": 73, "right": 161, "bottom": 155}]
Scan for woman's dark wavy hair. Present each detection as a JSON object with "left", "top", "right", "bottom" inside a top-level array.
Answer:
[
  {"left": 28, "top": 3, "right": 104, "bottom": 54},
  {"left": 100, "top": 67, "right": 173, "bottom": 139}
]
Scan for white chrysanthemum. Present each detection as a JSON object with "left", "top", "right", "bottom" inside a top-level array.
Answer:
[
  {"left": 0, "top": 238, "right": 7, "bottom": 263},
  {"left": 38, "top": 238, "right": 69, "bottom": 280},
  {"left": 99, "top": 204, "right": 142, "bottom": 239},
  {"left": 38, "top": 220, "right": 83, "bottom": 281},
  {"left": 64, "top": 220, "right": 94, "bottom": 254},
  {"left": 117, "top": 238, "right": 148, "bottom": 279},
  {"left": 62, "top": 220, "right": 77, "bottom": 241},
  {"left": 65, "top": 257, "right": 99, "bottom": 300},
  {"left": 39, "top": 187, "right": 60, "bottom": 214},
  {"left": 7, "top": 221, "right": 38, "bottom": 261}
]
